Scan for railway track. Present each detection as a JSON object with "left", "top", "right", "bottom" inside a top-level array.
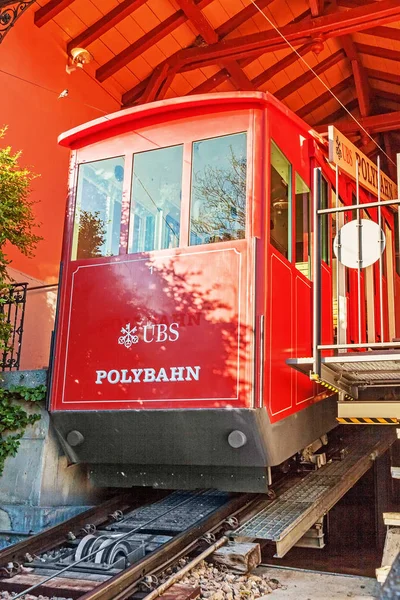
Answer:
[{"left": 0, "top": 490, "right": 264, "bottom": 600}]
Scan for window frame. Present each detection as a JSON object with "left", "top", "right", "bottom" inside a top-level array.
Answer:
[
  {"left": 70, "top": 123, "right": 252, "bottom": 261},
  {"left": 294, "top": 172, "right": 311, "bottom": 279},
  {"left": 269, "top": 139, "right": 293, "bottom": 262},
  {"left": 188, "top": 130, "right": 248, "bottom": 248},
  {"left": 128, "top": 143, "right": 185, "bottom": 255},
  {"left": 71, "top": 154, "right": 125, "bottom": 261}
]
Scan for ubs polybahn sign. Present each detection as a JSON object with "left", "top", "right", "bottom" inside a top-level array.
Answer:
[
  {"left": 55, "top": 243, "right": 251, "bottom": 410},
  {"left": 328, "top": 126, "right": 398, "bottom": 202}
]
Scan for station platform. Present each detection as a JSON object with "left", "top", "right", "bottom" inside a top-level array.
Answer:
[{"left": 232, "top": 427, "right": 397, "bottom": 557}]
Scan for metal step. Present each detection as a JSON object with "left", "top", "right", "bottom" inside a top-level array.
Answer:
[
  {"left": 232, "top": 427, "right": 396, "bottom": 558},
  {"left": 287, "top": 351, "right": 400, "bottom": 399}
]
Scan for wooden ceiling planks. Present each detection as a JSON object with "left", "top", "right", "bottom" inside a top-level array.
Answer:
[{"left": 31, "top": 0, "right": 400, "bottom": 161}]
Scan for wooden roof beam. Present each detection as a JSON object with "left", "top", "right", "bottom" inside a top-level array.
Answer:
[
  {"left": 374, "top": 89, "right": 400, "bottom": 105},
  {"left": 367, "top": 68, "right": 400, "bottom": 87},
  {"left": 362, "top": 25, "right": 400, "bottom": 42},
  {"left": 355, "top": 42, "right": 400, "bottom": 63},
  {"left": 315, "top": 97, "right": 359, "bottom": 126},
  {"left": 96, "top": 0, "right": 214, "bottom": 82},
  {"left": 67, "top": 0, "right": 148, "bottom": 55},
  {"left": 172, "top": 1, "right": 400, "bottom": 70},
  {"left": 383, "top": 132, "right": 397, "bottom": 180},
  {"left": 100, "top": 0, "right": 273, "bottom": 85},
  {"left": 309, "top": 0, "right": 325, "bottom": 17},
  {"left": 122, "top": 7, "right": 310, "bottom": 105},
  {"left": 140, "top": 63, "right": 170, "bottom": 105},
  {"left": 174, "top": 0, "right": 255, "bottom": 90},
  {"left": 315, "top": 109, "right": 400, "bottom": 134},
  {"left": 297, "top": 75, "right": 353, "bottom": 119},
  {"left": 340, "top": 35, "right": 371, "bottom": 117},
  {"left": 189, "top": 11, "right": 312, "bottom": 96},
  {"left": 252, "top": 43, "right": 313, "bottom": 88},
  {"left": 275, "top": 49, "right": 345, "bottom": 100},
  {"left": 34, "top": 0, "right": 75, "bottom": 27}
]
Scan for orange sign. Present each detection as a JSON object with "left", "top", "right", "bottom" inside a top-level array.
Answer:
[{"left": 328, "top": 126, "right": 397, "bottom": 202}]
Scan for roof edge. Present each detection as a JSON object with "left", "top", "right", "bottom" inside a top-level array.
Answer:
[{"left": 58, "top": 92, "right": 269, "bottom": 149}]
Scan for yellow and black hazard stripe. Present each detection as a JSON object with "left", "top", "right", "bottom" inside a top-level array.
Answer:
[
  {"left": 310, "top": 373, "right": 354, "bottom": 400},
  {"left": 337, "top": 417, "right": 399, "bottom": 425}
]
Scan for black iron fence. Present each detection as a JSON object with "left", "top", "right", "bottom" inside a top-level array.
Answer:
[{"left": 1, "top": 282, "right": 27, "bottom": 371}]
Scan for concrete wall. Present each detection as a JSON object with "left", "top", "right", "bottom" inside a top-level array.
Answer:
[{"left": 0, "top": 370, "right": 106, "bottom": 545}]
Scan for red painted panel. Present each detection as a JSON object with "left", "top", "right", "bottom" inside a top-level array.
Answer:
[
  {"left": 321, "top": 263, "right": 333, "bottom": 349},
  {"left": 295, "top": 274, "right": 314, "bottom": 405},
  {"left": 268, "top": 253, "right": 292, "bottom": 418},
  {"left": 396, "top": 276, "right": 400, "bottom": 338},
  {"left": 51, "top": 241, "right": 253, "bottom": 410}
]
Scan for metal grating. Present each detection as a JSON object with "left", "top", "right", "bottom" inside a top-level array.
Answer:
[
  {"left": 233, "top": 428, "right": 396, "bottom": 556},
  {"left": 109, "top": 490, "right": 230, "bottom": 534},
  {"left": 288, "top": 352, "right": 400, "bottom": 391}
]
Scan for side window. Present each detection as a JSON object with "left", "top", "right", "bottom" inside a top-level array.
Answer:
[
  {"left": 321, "top": 177, "right": 329, "bottom": 264},
  {"left": 129, "top": 145, "right": 183, "bottom": 253},
  {"left": 270, "top": 141, "right": 291, "bottom": 260},
  {"left": 295, "top": 173, "right": 310, "bottom": 279},
  {"left": 189, "top": 132, "right": 247, "bottom": 246},
  {"left": 72, "top": 157, "right": 124, "bottom": 260}
]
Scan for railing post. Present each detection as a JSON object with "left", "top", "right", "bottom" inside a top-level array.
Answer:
[{"left": 313, "top": 167, "right": 322, "bottom": 377}]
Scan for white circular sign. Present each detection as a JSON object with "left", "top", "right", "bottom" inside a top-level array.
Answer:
[{"left": 333, "top": 219, "right": 386, "bottom": 269}]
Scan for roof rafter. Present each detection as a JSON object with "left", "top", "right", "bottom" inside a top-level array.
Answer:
[
  {"left": 315, "top": 108, "right": 400, "bottom": 134},
  {"left": 96, "top": 0, "right": 214, "bottom": 83},
  {"left": 188, "top": 10, "right": 312, "bottom": 97},
  {"left": 340, "top": 35, "right": 372, "bottom": 117},
  {"left": 34, "top": 0, "right": 75, "bottom": 27},
  {"left": 66, "top": 0, "right": 148, "bottom": 55},
  {"left": 170, "top": 0, "right": 400, "bottom": 70},
  {"left": 173, "top": 0, "right": 255, "bottom": 90},
  {"left": 315, "top": 97, "right": 359, "bottom": 126},
  {"left": 362, "top": 25, "right": 400, "bottom": 42},
  {"left": 374, "top": 88, "right": 400, "bottom": 105},
  {"left": 121, "top": 0, "right": 276, "bottom": 105},
  {"left": 275, "top": 49, "right": 345, "bottom": 101},
  {"left": 99, "top": 0, "right": 274, "bottom": 84},
  {"left": 297, "top": 75, "right": 353, "bottom": 119},
  {"left": 309, "top": 0, "right": 325, "bottom": 17},
  {"left": 382, "top": 132, "right": 397, "bottom": 180},
  {"left": 367, "top": 67, "right": 400, "bottom": 86},
  {"left": 356, "top": 42, "right": 400, "bottom": 62}
]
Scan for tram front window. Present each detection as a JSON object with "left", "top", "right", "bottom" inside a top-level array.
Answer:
[
  {"left": 72, "top": 156, "right": 124, "bottom": 260},
  {"left": 270, "top": 141, "right": 291, "bottom": 260},
  {"left": 129, "top": 145, "right": 183, "bottom": 253},
  {"left": 189, "top": 132, "right": 247, "bottom": 246}
]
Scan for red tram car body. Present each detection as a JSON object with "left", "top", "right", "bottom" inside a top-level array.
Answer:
[{"left": 49, "top": 92, "right": 400, "bottom": 492}]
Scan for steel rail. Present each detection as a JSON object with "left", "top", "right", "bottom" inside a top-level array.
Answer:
[
  {"left": 11, "top": 491, "right": 208, "bottom": 600},
  {"left": 0, "top": 492, "right": 150, "bottom": 567},
  {"left": 79, "top": 494, "right": 258, "bottom": 600}
]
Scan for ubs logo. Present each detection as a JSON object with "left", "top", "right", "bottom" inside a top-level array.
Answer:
[{"left": 118, "top": 322, "right": 179, "bottom": 348}]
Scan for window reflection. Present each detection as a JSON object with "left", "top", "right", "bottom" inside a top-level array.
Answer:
[
  {"left": 73, "top": 157, "right": 124, "bottom": 260},
  {"left": 129, "top": 145, "right": 183, "bottom": 253},
  {"left": 189, "top": 132, "right": 247, "bottom": 246},
  {"left": 295, "top": 174, "right": 310, "bottom": 279},
  {"left": 321, "top": 177, "right": 329, "bottom": 264},
  {"left": 270, "top": 141, "right": 291, "bottom": 259}
]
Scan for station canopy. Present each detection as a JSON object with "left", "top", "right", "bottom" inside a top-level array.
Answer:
[{"left": 18, "top": 0, "right": 400, "bottom": 172}]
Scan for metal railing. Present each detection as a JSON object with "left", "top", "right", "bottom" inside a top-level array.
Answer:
[
  {"left": 312, "top": 159, "right": 400, "bottom": 379},
  {"left": 0, "top": 282, "right": 27, "bottom": 371}
]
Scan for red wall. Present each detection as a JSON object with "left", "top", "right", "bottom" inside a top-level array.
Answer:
[{"left": 0, "top": 10, "right": 119, "bottom": 282}]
